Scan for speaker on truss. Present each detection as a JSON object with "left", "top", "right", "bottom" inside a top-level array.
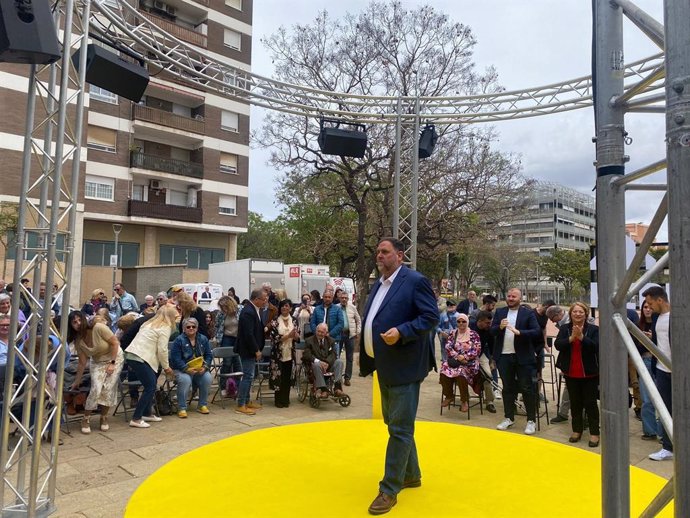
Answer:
[
  {"left": 418, "top": 124, "right": 438, "bottom": 159},
  {"left": 71, "top": 44, "right": 150, "bottom": 103},
  {"left": 0, "top": 0, "right": 61, "bottom": 64},
  {"left": 318, "top": 118, "right": 368, "bottom": 158}
]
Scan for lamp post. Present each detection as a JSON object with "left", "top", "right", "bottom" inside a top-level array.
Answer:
[{"left": 111, "top": 224, "right": 122, "bottom": 290}]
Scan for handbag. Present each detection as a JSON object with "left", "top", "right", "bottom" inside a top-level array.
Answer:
[
  {"left": 447, "top": 356, "right": 461, "bottom": 368},
  {"left": 186, "top": 356, "right": 203, "bottom": 370}
]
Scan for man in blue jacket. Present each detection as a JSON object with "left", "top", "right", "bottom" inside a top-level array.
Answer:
[
  {"left": 309, "top": 289, "right": 344, "bottom": 345},
  {"left": 491, "top": 288, "right": 541, "bottom": 435},
  {"left": 360, "top": 237, "right": 438, "bottom": 515}
]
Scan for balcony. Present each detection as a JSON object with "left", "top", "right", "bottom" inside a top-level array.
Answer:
[
  {"left": 138, "top": 11, "right": 207, "bottom": 48},
  {"left": 133, "top": 104, "right": 205, "bottom": 134},
  {"left": 128, "top": 200, "right": 202, "bottom": 223},
  {"left": 130, "top": 151, "right": 203, "bottom": 179},
  {"left": 190, "top": 0, "right": 209, "bottom": 5}
]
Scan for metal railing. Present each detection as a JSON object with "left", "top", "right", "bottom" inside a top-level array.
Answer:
[
  {"left": 128, "top": 199, "right": 202, "bottom": 223},
  {"left": 137, "top": 10, "right": 207, "bottom": 47},
  {"left": 132, "top": 104, "right": 205, "bottom": 134},
  {"left": 130, "top": 150, "right": 203, "bottom": 178}
]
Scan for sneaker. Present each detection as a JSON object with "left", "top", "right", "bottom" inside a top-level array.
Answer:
[
  {"left": 197, "top": 405, "right": 210, "bottom": 414},
  {"left": 80, "top": 418, "right": 91, "bottom": 435},
  {"left": 525, "top": 420, "right": 537, "bottom": 435},
  {"left": 99, "top": 416, "right": 109, "bottom": 432},
  {"left": 486, "top": 403, "right": 497, "bottom": 413},
  {"left": 550, "top": 415, "right": 568, "bottom": 424},
  {"left": 493, "top": 389, "right": 502, "bottom": 400},
  {"left": 142, "top": 415, "right": 163, "bottom": 422},
  {"left": 235, "top": 405, "right": 256, "bottom": 416},
  {"left": 129, "top": 419, "right": 150, "bottom": 429},
  {"left": 221, "top": 389, "right": 228, "bottom": 397},
  {"left": 178, "top": 410, "right": 188, "bottom": 418},
  {"left": 649, "top": 448, "right": 673, "bottom": 461},
  {"left": 247, "top": 401, "right": 262, "bottom": 410},
  {"left": 496, "top": 418, "right": 514, "bottom": 431}
]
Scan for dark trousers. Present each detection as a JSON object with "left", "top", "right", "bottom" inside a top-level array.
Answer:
[
  {"left": 341, "top": 336, "right": 355, "bottom": 380},
  {"left": 564, "top": 376, "right": 600, "bottom": 436},
  {"left": 126, "top": 359, "right": 157, "bottom": 421},
  {"left": 275, "top": 360, "right": 293, "bottom": 406},
  {"left": 221, "top": 336, "right": 243, "bottom": 373},
  {"left": 655, "top": 369, "right": 673, "bottom": 451},
  {"left": 497, "top": 354, "right": 536, "bottom": 421},
  {"left": 379, "top": 380, "right": 421, "bottom": 497}
]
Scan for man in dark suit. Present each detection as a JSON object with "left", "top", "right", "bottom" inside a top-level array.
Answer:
[
  {"left": 360, "top": 238, "right": 438, "bottom": 516},
  {"left": 303, "top": 323, "right": 345, "bottom": 398},
  {"left": 235, "top": 289, "right": 266, "bottom": 416},
  {"left": 490, "top": 288, "right": 541, "bottom": 435},
  {"left": 456, "top": 290, "right": 478, "bottom": 316}
]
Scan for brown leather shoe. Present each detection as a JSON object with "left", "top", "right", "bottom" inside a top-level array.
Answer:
[
  {"left": 247, "top": 401, "right": 262, "bottom": 410},
  {"left": 368, "top": 492, "right": 396, "bottom": 515},
  {"left": 234, "top": 405, "right": 255, "bottom": 416},
  {"left": 344, "top": 378, "right": 351, "bottom": 386},
  {"left": 401, "top": 479, "right": 421, "bottom": 489}
]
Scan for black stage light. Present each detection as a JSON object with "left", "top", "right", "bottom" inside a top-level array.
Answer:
[
  {"left": 317, "top": 118, "right": 368, "bottom": 158},
  {"left": 418, "top": 124, "right": 438, "bottom": 159}
]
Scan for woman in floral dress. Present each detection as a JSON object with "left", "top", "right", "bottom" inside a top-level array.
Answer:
[{"left": 440, "top": 313, "right": 481, "bottom": 412}]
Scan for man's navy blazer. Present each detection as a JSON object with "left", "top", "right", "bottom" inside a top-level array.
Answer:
[
  {"left": 235, "top": 303, "right": 264, "bottom": 359},
  {"left": 360, "top": 266, "right": 439, "bottom": 385},
  {"left": 490, "top": 305, "right": 541, "bottom": 365}
]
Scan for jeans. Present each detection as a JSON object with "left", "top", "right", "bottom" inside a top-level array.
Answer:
[
  {"left": 655, "top": 369, "right": 673, "bottom": 452},
  {"left": 564, "top": 376, "right": 600, "bottom": 435},
  {"left": 312, "top": 359, "right": 344, "bottom": 389},
  {"left": 175, "top": 370, "right": 212, "bottom": 410},
  {"left": 237, "top": 358, "right": 256, "bottom": 407},
  {"left": 341, "top": 337, "right": 355, "bottom": 380},
  {"left": 127, "top": 359, "right": 157, "bottom": 421},
  {"left": 497, "top": 354, "right": 536, "bottom": 421},
  {"left": 637, "top": 356, "right": 657, "bottom": 436},
  {"left": 221, "top": 336, "right": 243, "bottom": 373},
  {"left": 379, "top": 380, "right": 422, "bottom": 496}
]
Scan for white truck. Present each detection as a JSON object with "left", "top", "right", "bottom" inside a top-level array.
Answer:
[
  {"left": 208, "top": 258, "right": 285, "bottom": 302},
  {"left": 284, "top": 264, "right": 331, "bottom": 301}
]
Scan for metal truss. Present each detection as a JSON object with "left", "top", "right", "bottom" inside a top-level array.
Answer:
[
  {"left": 595, "top": 1, "right": 687, "bottom": 517},
  {"left": 0, "top": 0, "right": 90, "bottom": 515}
]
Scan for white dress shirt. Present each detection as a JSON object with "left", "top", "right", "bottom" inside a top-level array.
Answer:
[{"left": 363, "top": 265, "right": 403, "bottom": 358}]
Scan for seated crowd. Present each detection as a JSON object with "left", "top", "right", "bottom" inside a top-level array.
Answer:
[{"left": 0, "top": 278, "right": 671, "bottom": 462}]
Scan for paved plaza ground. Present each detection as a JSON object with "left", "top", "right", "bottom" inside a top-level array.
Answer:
[{"left": 49, "top": 351, "right": 671, "bottom": 518}]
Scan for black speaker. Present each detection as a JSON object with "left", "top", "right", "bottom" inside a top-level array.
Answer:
[
  {"left": 318, "top": 119, "right": 367, "bottom": 158},
  {"left": 418, "top": 124, "right": 438, "bottom": 159},
  {"left": 0, "top": 0, "right": 60, "bottom": 64},
  {"left": 72, "top": 44, "right": 149, "bottom": 103}
]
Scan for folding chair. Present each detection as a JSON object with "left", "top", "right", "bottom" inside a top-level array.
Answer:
[
  {"left": 254, "top": 343, "right": 273, "bottom": 404},
  {"left": 210, "top": 346, "right": 243, "bottom": 409},
  {"left": 113, "top": 380, "right": 143, "bottom": 421}
]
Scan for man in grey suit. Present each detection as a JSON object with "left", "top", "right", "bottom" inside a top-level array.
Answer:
[{"left": 360, "top": 237, "right": 438, "bottom": 515}]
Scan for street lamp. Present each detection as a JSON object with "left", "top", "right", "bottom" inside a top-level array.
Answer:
[{"left": 111, "top": 224, "right": 122, "bottom": 290}]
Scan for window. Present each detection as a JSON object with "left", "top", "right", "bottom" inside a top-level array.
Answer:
[
  {"left": 220, "top": 153, "right": 238, "bottom": 174},
  {"left": 6, "top": 230, "right": 66, "bottom": 261},
  {"left": 160, "top": 245, "right": 225, "bottom": 269},
  {"left": 223, "top": 28, "right": 241, "bottom": 50},
  {"left": 225, "top": 0, "right": 241, "bottom": 9},
  {"left": 83, "top": 240, "right": 139, "bottom": 267},
  {"left": 87, "top": 125, "right": 117, "bottom": 153},
  {"left": 168, "top": 189, "right": 188, "bottom": 207},
  {"left": 221, "top": 110, "right": 239, "bottom": 132},
  {"left": 85, "top": 175, "right": 115, "bottom": 201},
  {"left": 89, "top": 85, "right": 118, "bottom": 104},
  {"left": 219, "top": 195, "right": 237, "bottom": 215},
  {"left": 132, "top": 184, "right": 146, "bottom": 201}
]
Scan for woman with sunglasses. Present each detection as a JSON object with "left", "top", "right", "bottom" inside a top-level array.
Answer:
[
  {"left": 169, "top": 317, "right": 213, "bottom": 418},
  {"left": 175, "top": 291, "right": 209, "bottom": 339},
  {"left": 124, "top": 305, "right": 177, "bottom": 428},
  {"left": 81, "top": 288, "right": 110, "bottom": 317}
]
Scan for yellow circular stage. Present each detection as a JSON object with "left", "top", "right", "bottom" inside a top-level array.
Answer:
[{"left": 125, "top": 419, "right": 672, "bottom": 518}]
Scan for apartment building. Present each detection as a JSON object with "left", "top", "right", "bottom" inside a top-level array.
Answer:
[
  {"left": 497, "top": 181, "right": 596, "bottom": 255},
  {"left": 0, "top": 0, "right": 253, "bottom": 305}
]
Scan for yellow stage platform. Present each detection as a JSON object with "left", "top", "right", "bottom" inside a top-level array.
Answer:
[{"left": 125, "top": 419, "right": 672, "bottom": 518}]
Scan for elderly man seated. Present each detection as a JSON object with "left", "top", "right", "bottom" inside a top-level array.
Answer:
[{"left": 303, "top": 323, "right": 346, "bottom": 398}]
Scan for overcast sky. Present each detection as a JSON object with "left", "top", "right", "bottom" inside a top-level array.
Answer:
[{"left": 247, "top": 0, "right": 668, "bottom": 238}]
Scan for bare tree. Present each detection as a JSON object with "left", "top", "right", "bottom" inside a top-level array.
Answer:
[
  {"left": 256, "top": 1, "right": 525, "bottom": 307},
  {"left": 0, "top": 203, "right": 19, "bottom": 279}
]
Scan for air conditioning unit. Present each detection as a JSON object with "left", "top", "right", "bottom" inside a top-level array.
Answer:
[
  {"left": 165, "top": 4, "right": 176, "bottom": 15},
  {"left": 153, "top": 0, "right": 165, "bottom": 10},
  {"left": 150, "top": 180, "right": 161, "bottom": 189}
]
